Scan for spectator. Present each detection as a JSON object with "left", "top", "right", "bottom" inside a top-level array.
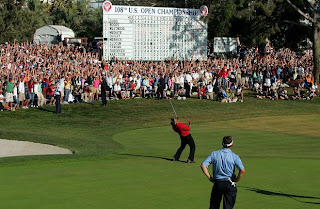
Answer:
[
  {"left": 64, "top": 77, "right": 72, "bottom": 103},
  {"left": 198, "top": 84, "right": 206, "bottom": 100},
  {"left": 218, "top": 87, "right": 228, "bottom": 103},
  {"left": 13, "top": 81, "right": 20, "bottom": 110},
  {"left": 279, "top": 88, "right": 289, "bottom": 100},
  {"left": 206, "top": 81, "right": 214, "bottom": 100},
  {"left": 47, "top": 83, "right": 55, "bottom": 105},
  {"left": 157, "top": 73, "right": 165, "bottom": 100},
  {"left": 81, "top": 83, "right": 90, "bottom": 102},
  {"left": 0, "top": 41, "right": 316, "bottom": 111},
  {"left": 226, "top": 89, "right": 237, "bottom": 103},
  {"left": 27, "top": 77, "right": 35, "bottom": 107},
  {"left": 177, "top": 86, "right": 186, "bottom": 100},
  {"left": 36, "top": 79, "right": 45, "bottom": 107},
  {"left": 18, "top": 76, "right": 26, "bottom": 108},
  {"left": 0, "top": 88, "right": 10, "bottom": 111},
  {"left": 5, "top": 75, "right": 14, "bottom": 111},
  {"left": 236, "top": 84, "right": 244, "bottom": 102},
  {"left": 114, "top": 81, "right": 123, "bottom": 100},
  {"left": 59, "top": 76, "right": 65, "bottom": 103},
  {"left": 41, "top": 78, "right": 48, "bottom": 103}
]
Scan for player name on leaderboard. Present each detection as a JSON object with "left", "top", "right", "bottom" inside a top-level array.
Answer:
[{"left": 102, "top": 1, "right": 208, "bottom": 61}]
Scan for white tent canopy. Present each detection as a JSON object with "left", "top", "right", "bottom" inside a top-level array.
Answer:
[{"left": 33, "top": 25, "right": 75, "bottom": 45}]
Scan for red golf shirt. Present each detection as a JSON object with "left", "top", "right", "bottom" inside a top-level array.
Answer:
[{"left": 173, "top": 123, "right": 190, "bottom": 137}]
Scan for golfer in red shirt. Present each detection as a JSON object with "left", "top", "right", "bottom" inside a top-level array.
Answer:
[{"left": 171, "top": 118, "right": 196, "bottom": 163}]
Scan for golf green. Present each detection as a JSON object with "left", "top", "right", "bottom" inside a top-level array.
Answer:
[{"left": 0, "top": 112, "right": 318, "bottom": 209}]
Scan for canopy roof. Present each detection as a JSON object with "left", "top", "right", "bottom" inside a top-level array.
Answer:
[{"left": 34, "top": 25, "right": 75, "bottom": 45}]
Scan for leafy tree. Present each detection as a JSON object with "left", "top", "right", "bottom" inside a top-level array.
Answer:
[
  {"left": 0, "top": 0, "right": 50, "bottom": 42},
  {"left": 285, "top": 0, "right": 320, "bottom": 83}
]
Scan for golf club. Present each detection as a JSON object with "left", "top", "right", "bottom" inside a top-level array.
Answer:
[{"left": 169, "top": 99, "right": 178, "bottom": 118}]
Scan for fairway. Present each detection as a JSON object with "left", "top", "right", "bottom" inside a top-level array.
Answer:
[{"left": 0, "top": 98, "right": 319, "bottom": 208}]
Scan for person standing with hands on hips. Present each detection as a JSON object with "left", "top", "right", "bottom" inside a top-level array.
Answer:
[
  {"left": 171, "top": 118, "right": 196, "bottom": 163},
  {"left": 200, "top": 136, "right": 245, "bottom": 209}
]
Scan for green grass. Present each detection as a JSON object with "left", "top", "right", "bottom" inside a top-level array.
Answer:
[{"left": 0, "top": 96, "right": 319, "bottom": 208}]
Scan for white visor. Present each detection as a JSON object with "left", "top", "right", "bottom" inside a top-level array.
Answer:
[{"left": 223, "top": 140, "right": 233, "bottom": 147}]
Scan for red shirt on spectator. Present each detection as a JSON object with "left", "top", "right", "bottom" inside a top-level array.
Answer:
[
  {"left": 47, "top": 85, "right": 54, "bottom": 96},
  {"left": 28, "top": 80, "right": 35, "bottom": 93},
  {"left": 131, "top": 82, "right": 136, "bottom": 90},
  {"left": 172, "top": 123, "right": 190, "bottom": 137},
  {"left": 149, "top": 78, "right": 154, "bottom": 86},
  {"left": 218, "top": 68, "right": 230, "bottom": 78},
  {"left": 199, "top": 86, "right": 206, "bottom": 97}
]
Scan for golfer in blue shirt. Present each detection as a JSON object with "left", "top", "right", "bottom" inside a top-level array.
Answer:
[{"left": 201, "top": 136, "right": 245, "bottom": 209}]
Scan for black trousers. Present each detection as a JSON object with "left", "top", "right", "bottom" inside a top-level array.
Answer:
[
  {"left": 174, "top": 134, "right": 195, "bottom": 161},
  {"left": 55, "top": 95, "right": 61, "bottom": 114},
  {"left": 101, "top": 91, "right": 107, "bottom": 105},
  {"left": 157, "top": 87, "right": 164, "bottom": 99},
  {"left": 210, "top": 180, "right": 237, "bottom": 209},
  {"left": 185, "top": 82, "right": 191, "bottom": 97}
]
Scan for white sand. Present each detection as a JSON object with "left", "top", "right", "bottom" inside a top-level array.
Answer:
[{"left": 0, "top": 139, "right": 72, "bottom": 158}]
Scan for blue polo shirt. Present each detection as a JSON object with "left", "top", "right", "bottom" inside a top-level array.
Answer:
[{"left": 202, "top": 148, "right": 244, "bottom": 180}]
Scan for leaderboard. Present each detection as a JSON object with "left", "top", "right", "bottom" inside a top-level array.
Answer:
[{"left": 102, "top": 1, "right": 208, "bottom": 61}]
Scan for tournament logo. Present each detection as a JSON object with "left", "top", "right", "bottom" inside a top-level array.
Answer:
[
  {"left": 200, "top": 5, "right": 208, "bottom": 16},
  {"left": 103, "top": 1, "right": 112, "bottom": 13}
]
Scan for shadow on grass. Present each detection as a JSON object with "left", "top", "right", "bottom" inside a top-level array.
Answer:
[
  {"left": 118, "top": 153, "right": 187, "bottom": 163},
  {"left": 37, "top": 106, "right": 55, "bottom": 113},
  {"left": 81, "top": 102, "right": 95, "bottom": 106},
  {"left": 241, "top": 186, "right": 320, "bottom": 205}
]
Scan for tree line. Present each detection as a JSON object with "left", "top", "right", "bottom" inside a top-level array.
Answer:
[
  {"left": 0, "top": 0, "right": 314, "bottom": 50},
  {"left": 0, "top": 0, "right": 102, "bottom": 43}
]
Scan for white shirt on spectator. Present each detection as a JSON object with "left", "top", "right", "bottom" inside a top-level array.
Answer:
[
  {"left": 76, "top": 79, "right": 81, "bottom": 86},
  {"left": 107, "top": 76, "right": 113, "bottom": 87},
  {"left": 112, "top": 76, "right": 117, "bottom": 84},
  {"left": 118, "top": 74, "right": 123, "bottom": 83},
  {"left": 114, "top": 83, "right": 121, "bottom": 92},
  {"left": 179, "top": 75, "right": 185, "bottom": 85},
  {"left": 254, "top": 82, "right": 260, "bottom": 90},
  {"left": 312, "top": 84, "right": 317, "bottom": 93},
  {"left": 207, "top": 84, "right": 213, "bottom": 93},
  {"left": 136, "top": 77, "right": 141, "bottom": 88},
  {"left": 59, "top": 78, "right": 65, "bottom": 91},
  {"left": 0, "top": 94, "right": 4, "bottom": 103},
  {"left": 18, "top": 81, "right": 25, "bottom": 94},
  {"left": 265, "top": 78, "right": 271, "bottom": 86},
  {"left": 55, "top": 84, "right": 62, "bottom": 95},
  {"left": 205, "top": 71, "right": 211, "bottom": 79},
  {"left": 192, "top": 72, "right": 199, "bottom": 80},
  {"left": 34, "top": 83, "right": 38, "bottom": 94},
  {"left": 13, "top": 86, "right": 17, "bottom": 97},
  {"left": 298, "top": 67, "right": 304, "bottom": 76},
  {"left": 186, "top": 74, "right": 192, "bottom": 83}
]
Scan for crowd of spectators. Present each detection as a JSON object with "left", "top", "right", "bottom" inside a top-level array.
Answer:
[{"left": 0, "top": 42, "right": 318, "bottom": 111}]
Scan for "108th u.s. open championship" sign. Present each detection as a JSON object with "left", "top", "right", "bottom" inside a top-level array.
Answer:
[{"left": 103, "top": 1, "right": 208, "bottom": 61}]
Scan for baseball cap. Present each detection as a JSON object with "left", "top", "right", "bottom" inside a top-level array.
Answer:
[{"left": 170, "top": 118, "right": 176, "bottom": 126}]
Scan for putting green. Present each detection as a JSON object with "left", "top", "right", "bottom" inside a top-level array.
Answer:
[
  {"left": 0, "top": 115, "right": 319, "bottom": 209},
  {"left": 114, "top": 115, "right": 320, "bottom": 208}
]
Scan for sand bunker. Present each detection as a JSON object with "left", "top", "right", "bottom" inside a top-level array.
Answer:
[{"left": 0, "top": 139, "right": 73, "bottom": 158}]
